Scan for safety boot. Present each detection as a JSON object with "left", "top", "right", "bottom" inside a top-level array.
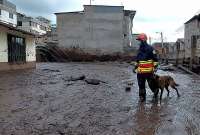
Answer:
[
  {"left": 153, "top": 89, "right": 159, "bottom": 99},
  {"left": 139, "top": 89, "right": 146, "bottom": 102}
]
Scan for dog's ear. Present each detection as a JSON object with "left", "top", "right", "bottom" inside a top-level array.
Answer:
[
  {"left": 168, "top": 76, "right": 173, "bottom": 81},
  {"left": 152, "top": 74, "right": 156, "bottom": 79},
  {"left": 155, "top": 74, "right": 159, "bottom": 79},
  {"left": 152, "top": 74, "right": 159, "bottom": 80}
]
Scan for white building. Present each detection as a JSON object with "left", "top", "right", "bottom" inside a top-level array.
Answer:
[
  {"left": 0, "top": 22, "right": 36, "bottom": 71},
  {"left": 0, "top": 0, "right": 17, "bottom": 27},
  {"left": 184, "top": 13, "right": 200, "bottom": 62},
  {"left": 55, "top": 5, "right": 136, "bottom": 55},
  {"left": 17, "top": 13, "right": 51, "bottom": 35}
]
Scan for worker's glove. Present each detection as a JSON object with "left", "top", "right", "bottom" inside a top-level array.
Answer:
[
  {"left": 130, "top": 62, "right": 135, "bottom": 66},
  {"left": 154, "top": 62, "right": 159, "bottom": 71},
  {"left": 133, "top": 68, "right": 136, "bottom": 73},
  {"left": 154, "top": 65, "right": 158, "bottom": 73},
  {"left": 155, "top": 65, "right": 158, "bottom": 69},
  {"left": 133, "top": 65, "right": 138, "bottom": 73}
]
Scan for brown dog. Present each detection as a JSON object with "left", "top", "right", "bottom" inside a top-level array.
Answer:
[{"left": 153, "top": 74, "right": 180, "bottom": 100}]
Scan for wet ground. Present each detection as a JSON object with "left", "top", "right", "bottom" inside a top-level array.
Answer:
[{"left": 0, "top": 62, "right": 200, "bottom": 135}]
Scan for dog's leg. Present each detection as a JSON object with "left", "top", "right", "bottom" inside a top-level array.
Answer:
[
  {"left": 160, "top": 88, "right": 164, "bottom": 100},
  {"left": 165, "top": 86, "right": 170, "bottom": 96},
  {"left": 172, "top": 86, "right": 180, "bottom": 97},
  {"left": 154, "top": 89, "right": 159, "bottom": 99}
]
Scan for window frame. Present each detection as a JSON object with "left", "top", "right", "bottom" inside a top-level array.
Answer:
[{"left": 9, "top": 13, "right": 13, "bottom": 19}]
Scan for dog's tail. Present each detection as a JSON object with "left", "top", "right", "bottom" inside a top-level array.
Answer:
[
  {"left": 169, "top": 78, "right": 179, "bottom": 87},
  {"left": 174, "top": 83, "right": 179, "bottom": 86}
]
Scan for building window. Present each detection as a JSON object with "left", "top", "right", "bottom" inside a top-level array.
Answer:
[
  {"left": 9, "top": 13, "right": 13, "bottom": 19},
  {"left": 7, "top": 34, "right": 26, "bottom": 63},
  {"left": 17, "top": 21, "right": 22, "bottom": 26},
  {"left": 40, "top": 25, "right": 46, "bottom": 31}
]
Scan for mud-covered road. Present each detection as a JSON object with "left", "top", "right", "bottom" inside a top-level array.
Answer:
[{"left": 0, "top": 62, "right": 200, "bottom": 135}]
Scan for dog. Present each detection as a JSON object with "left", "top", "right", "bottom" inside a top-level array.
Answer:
[{"left": 152, "top": 74, "right": 180, "bottom": 100}]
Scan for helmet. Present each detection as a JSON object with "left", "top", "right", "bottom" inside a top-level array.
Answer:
[{"left": 136, "top": 33, "right": 148, "bottom": 41}]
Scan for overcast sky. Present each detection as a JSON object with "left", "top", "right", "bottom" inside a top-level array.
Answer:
[{"left": 10, "top": 0, "right": 200, "bottom": 42}]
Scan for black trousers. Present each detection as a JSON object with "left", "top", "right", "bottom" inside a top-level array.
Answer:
[{"left": 137, "top": 73, "right": 157, "bottom": 97}]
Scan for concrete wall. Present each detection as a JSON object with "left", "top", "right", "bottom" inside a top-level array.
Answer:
[
  {"left": 123, "top": 15, "right": 133, "bottom": 47},
  {"left": 56, "top": 5, "right": 135, "bottom": 55},
  {"left": 57, "top": 13, "right": 84, "bottom": 49},
  {"left": 0, "top": 9, "right": 17, "bottom": 26},
  {"left": 131, "top": 34, "right": 139, "bottom": 48},
  {"left": 83, "top": 5, "right": 124, "bottom": 54}
]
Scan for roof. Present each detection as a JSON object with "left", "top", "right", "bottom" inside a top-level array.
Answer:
[
  {"left": 124, "top": 10, "right": 136, "bottom": 17},
  {"left": 55, "top": 11, "right": 84, "bottom": 15},
  {"left": 0, "top": 22, "right": 36, "bottom": 36},
  {"left": 176, "top": 38, "right": 184, "bottom": 44},
  {"left": 84, "top": 5, "right": 124, "bottom": 7},
  {"left": 55, "top": 5, "right": 136, "bottom": 15},
  {"left": 185, "top": 14, "right": 200, "bottom": 24}
]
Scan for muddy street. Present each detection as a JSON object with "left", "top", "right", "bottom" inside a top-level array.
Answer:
[{"left": 0, "top": 62, "right": 200, "bottom": 135}]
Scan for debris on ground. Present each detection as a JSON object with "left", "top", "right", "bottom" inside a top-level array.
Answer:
[
  {"left": 85, "top": 79, "right": 106, "bottom": 85},
  {"left": 125, "top": 87, "right": 131, "bottom": 92},
  {"left": 42, "top": 69, "right": 61, "bottom": 72},
  {"left": 68, "top": 75, "right": 86, "bottom": 81}
]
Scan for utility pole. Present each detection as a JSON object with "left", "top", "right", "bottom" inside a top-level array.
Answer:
[
  {"left": 161, "top": 32, "right": 163, "bottom": 51},
  {"left": 149, "top": 36, "right": 152, "bottom": 45},
  {"left": 90, "top": 0, "right": 94, "bottom": 5},
  {"left": 161, "top": 32, "right": 165, "bottom": 63},
  {"left": 156, "top": 32, "right": 164, "bottom": 63}
]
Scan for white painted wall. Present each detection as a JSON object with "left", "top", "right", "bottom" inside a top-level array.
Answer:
[
  {"left": 0, "top": 31, "right": 8, "bottom": 62},
  {"left": 0, "top": 9, "right": 17, "bottom": 26},
  {"left": 26, "top": 37, "right": 36, "bottom": 62}
]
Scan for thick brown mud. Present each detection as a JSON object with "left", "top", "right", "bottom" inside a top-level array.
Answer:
[{"left": 0, "top": 62, "right": 200, "bottom": 135}]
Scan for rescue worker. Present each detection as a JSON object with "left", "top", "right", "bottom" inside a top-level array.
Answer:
[{"left": 135, "top": 33, "right": 158, "bottom": 102}]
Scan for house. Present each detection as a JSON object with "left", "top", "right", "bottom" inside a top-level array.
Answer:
[
  {"left": 175, "top": 38, "right": 185, "bottom": 64},
  {"left": 0, "top": 21, "right": 36, "bottom": 71},
  {"left": 184, "top": 13, "right": 200, "bottom": 65},
  {"left": 152, "top": 42, "right": 162, "bottom": 57},
  {"left": 152, "top": 42, "right": 169, "bottom": 60},
  {"left": 152, "top": 42, "right": 176, "bottom": 62},
  {"left": 35, "top": 26, "right": 58, "bottom": 46},
  {"left": 55, "top": 5, "right": 136, "bottom": 55},
  {"left": 0, "top": 0, "right": 17, "bottom": 27},
  {"left": 17, "top": 13, "right": 51, "bottom": 35}
]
